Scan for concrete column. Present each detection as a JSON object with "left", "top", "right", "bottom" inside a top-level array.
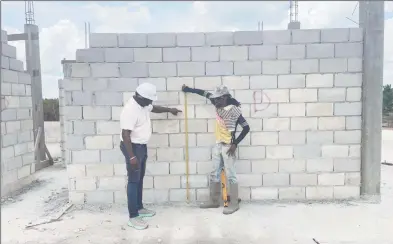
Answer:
[
  {"left": 359, "top": 1, "right": 384, "bottom": 200},
  {"left": 24, "top": 24, "right": 46, "bottom": 160}
]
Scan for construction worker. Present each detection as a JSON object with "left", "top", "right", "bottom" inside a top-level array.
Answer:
[
  {"left": 182, "top": 84, "right": 250, "bottom": 215},
  {"left": 120, "top": 83, "right": 182, "bottom": 230}
]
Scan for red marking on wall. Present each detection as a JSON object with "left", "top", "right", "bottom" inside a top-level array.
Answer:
[{"left": 253, "top": 90, "right": 271, "bottom": 112}]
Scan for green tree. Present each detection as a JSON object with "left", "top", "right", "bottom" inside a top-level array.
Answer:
[
  {"left": 43, "top": 98, "right": 59, "bottom": 121},
  {"left": 383, "top": 84, "right": 393, "bottom": 116}
]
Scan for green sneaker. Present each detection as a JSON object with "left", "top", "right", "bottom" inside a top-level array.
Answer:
[
  {"left": 127, "top": 217, "right": 148, "bottom": 230},
  {"left": 138, "top": 208, "right": 156, "bottom": 217}
]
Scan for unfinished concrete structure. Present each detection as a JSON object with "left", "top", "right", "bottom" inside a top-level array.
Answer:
[
  {"left": 1, "top": 29, "right": 35, "bottom": 196},
  {"left": 60, "top": 27, "right": 373, "bottom": 204}
]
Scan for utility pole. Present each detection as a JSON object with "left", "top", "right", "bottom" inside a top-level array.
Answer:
[{"left": 359, "top": 1, "right": 384, "bottom": 201}]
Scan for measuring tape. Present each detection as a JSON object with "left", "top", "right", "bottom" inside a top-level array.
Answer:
[{"left": 184, "top": 93, "right": 190, "bottom": 202}]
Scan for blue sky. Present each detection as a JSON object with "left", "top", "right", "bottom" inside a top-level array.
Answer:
[{"left": 2, "top": 1, "right": 393, "bottom": 98}]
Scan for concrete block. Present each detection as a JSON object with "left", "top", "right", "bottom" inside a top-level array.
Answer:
[
  {"left": 169, "top": 189, "right": 196, "bottom": 202},
  {"left": 67, "top": 164, "right": 86, "bottom": 178},
  {"left": 146, "top": 163, "right": 169, "bottom": 176},
  {"left": 306, "top": 131, "right": 333, "bottom": 144},
  {"left": 239, "top": 146, "right": 265, "bottom": 160},
  {"left": 176, "top": 32, "right": 205, "bottom": 47},
  {"left": 234, "top": 31, "right": 263, "bottom": 45},
  {"left": 306, "top": 159, "right": 333, "bottom": 173},
  {"left": 139, "top": 78, "right": 166, "bottom": 91},
  {"left": 334, "top": 159, "right": 360, "bottom": 172},
  {"left": 320, "top": 58, "right": 347, "bottom": 73},
  {"left": 18, "top": 130, "right": 31, "bottom": 143},
  {"left": 96, "top": 121, "right": 120, "bottom": 135},
  {"left": 251, "top": 160, "right": 278, "bottom": 173},
  {"left": 346, "top": 87, "right": 362, "bottom": 101},
  {"left": 334, "top": 73, "right": 362, "bottom": 87},
  {"left": 86, "top": 164, "right": 114, "bottom": 177},
  {"left": 2, "top": 134, "right": 18, "bottom": 147},
  {"left": 249, "top": 75, "right": 277, "bottom": 89},
  {"left": 157, "top": 148, "right": 184, "bottom": 162},
  {"left": 65, "top": 135, "right": 85, "bottom": 150},
  {"left": 21, "top": 120, "right": 33, "bottom": 131},
  {"left": 334, "top": 130, "right": 361, "bottom": 144},
  {"left": 1, "top": 29, "right": 7, "bottom": 43},
  {"left": 19, "top": 97, "right": 32, "bottom": 108},
  {"left": 118, "top": 33, "right": 147, "bottom": 47},
  {"left": 349, "top": 28, "right": 363, "bottom": 42},
  {"left": 238, "top": 174, "right": 262, "bottom": 187},
  {"left": 322, "top": 145, "right": 348, "bottom": 158},
  {"left": 143, "top": 189, "right": 170, "bottom": 203},
  {"left": 278, "top": 103, "right": 305, "bottom": 117},
  {"left": 291, "top": 59, "right": 319, "bottom": 74},
  {"left": 134, "top": 48, "right": 162, "bottom": 62},
  {"left": 318, "top": 173, "right": 345, "bottom": 186},
  {"left": 76, "top": 49, "right": 105, "bottom": 63},
  {"left": 2, "top": 109, "right": 17, "bottom": 121},
  {"left": 279, "top": 131, "right": 306, "bottom": 145},
  {"left": 107, "top": 78, "right": 138, "bottom": 92},
  {"left": 291, "top": 29, "right": 320, "bottom": 43},
  {"left": 1, "top": 56, "right": 9, "bottom": 69},
  {"left": 266, "top": 146, "right": 293, "bottom": 159},
  {"left": 100, "top": 148, "right": 124, "bottom": 164},
  {"left": 189, "top": 147, "right": 212, "bottom": 161},
  {"left": 105, "top": 48, "right": 134, "bottom": 62},
  {"left": 94, "top": 92, "right": 123, "bottom": 106},
  {"left": 181, "top": 175, "right": 208, "bottom": 188},
  {"left": 348, "top": 58, "right": 362, "bottom": 72},
  {"left": 14, "top": 142, "right": 28, "bottom": 156},
  {"left": 167, "top": 77, "right": 194, "bottom": 91},
  {"left": 262, "top": 60, "right": 290, "bottom": 74},
  {"left": 321, "top": 28, "right": 349, "bottom": 43},
  {"left": 205, "top": 32, "right": 233, "bottom": 46},
  {"left": 148, "top": 63, "right": 176, "bottom": 77},
  {"left": 194, "top": 76, "right": 221, "bottom": 90},
  {"left": 86, "top": 192, "right": 114, "bottom": 204},
  {"left": 114, "top": 164, "right": 126, "bottom": 176},
  {"left": 263, "top": 173, "right": 289, "bottom": 186},
  {"left": 147, "top": 33, "right": 176, "bottom": 47},
  {"left": 334, "top": 102, "right": 361, "bottom": 116},
  {"left": 251, "top": 132, "right": 278, "bottom": 145},
  {"left": 334, "top": 186, "right": 360, "bottom": 199},
  {"left": 251, "top": 187, "right": 278, "bottom": 200},
  {"left": 1, "top": 82, "right": 11, "bottom": 95},
  {"left": 196, "top": 161, "right": 214, "bottom": 175},
  {"left": 306, "top": 44, "right": 334, "bottom": 58},
  {"left": 81, "top": 78, "right": 108, "bottom": 91},
  {"left": 72, "top": 150, "right": 100, "bottom": 164},
  {"left": 306, "top": 186, "right": 333, "bottom": 199},
  {"left": 17, "top": 165, "right": 31, "bottom": 179},
  {"left": 335, "top": 43, "right": 363, "bottom": 58},
  {"left": 71, "top": 91, "right": 92, "bottom": 105},
  {"left": 290, "top": 89, "right": 317, "bottom": 102},
  {"left": 306, "top": 74, "right": 333, "bottom": 88},
  {"left": 234, "top": 61, "right": 261, "bottom": 75},
  {"left": 85, "top": 135, "right": 113, "bottom": 150},
  {"left": 9, "top": 58, "right": 24, "bottom": 71},
  {"left": 5, "top": 121, "right": 21, "bottom": 134},
  {"left": 91, "top": 63, "right": 119, "bottom": 78},
  {"left": 291, "top": 173, "right": 317, "bottom": 186},
  {"left": 278, "top": 45, "right": 305, "bottom": 59},
  {"left": 279, "top": 159, "right": 306, "bottom": 173},
  {"left": 249, "top": 46, "right": 277, "bottom": 62},
  {"left": 195, "top": 105, "right": 215, "bottom": 119},
  {"left": 349, "top": 145, "right": 360, "bottom": 158},
  {"left": 177, "top": 62, "right": 205, "bottom": 77},
  {"left": 236, "top": 160, "right": 251, "bottom": 173},
  {"left": 62, "top": 78, "right": 82, "bottom": 91},
  {"left": 69, "top": 192, "right": 85, "bottom": 204},
  {"left": 154, "top": 175, "right": 181, "bottom": 189},
  {"left": 73, "top": 121, "right": 96, "bottom": 135},
  {"left": 234, "top": 89, "right": 257, "bottom": 104},
  {"left": 346, "top": 116, "right": 361, "bottom": 130},
  {"left": 191, "top": 47, "right": 219, "bottom": 62},
  {"left": 170, "top": 133, "right": 196, "bottom": 147},
  {"left": 345, "top": 172, "right": 361, "bottom": 185},
  {"left": 152, "top": 120, "right": 179, "bottom": 134},
  {"left": 318, "top": 88, "right": 346, "bottom": 102},
  {"left": 75, "top": 177, "right": 97, "bottom": 191},
  {"left": 263, "top": 118, "right": 290, "bottom": 131},
  {"left": 220, "top": 46, "right": 247, "bottom": 61},
  {"left": 163, "top": 47, "right": 191, "bottom": 62},
  {"left": 170, "top": 162, "right": 197, "bottom": 175},
  {"left": 279, "top": 187, "right": 306, "bottom": 200},
  {"left": 306, "top": 103, "right": 333, "bottom": 116},
  {"left": 180, "top": 119, "right": 208, "bottom": 133},
  {"left": 1, "top": 43, "right": 17, "bottom": 58},
  {"left": 263, "top": 30, "right": 291, "bottom": 44},
  {"left": 90, "top": 33, "right": 118, "bottom": 47},
  {"left": 222, "top": 76, "right": 249, "bottom": 89},
  {"left": 318, "top": 117, "right": 345, "bottom": 130},
  {"left": 2, "top": 69, "right": 18, "bottom": 83},
  {"left": 206, "top": 62, "right": 233, "bottom": 76},
  {"left": 18, "top": 72, "right": 31, "bottom": 84}
]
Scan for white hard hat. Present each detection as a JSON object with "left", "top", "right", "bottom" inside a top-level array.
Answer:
[{"left": 136, "top": 83, "right": 157, "bottom": 101}]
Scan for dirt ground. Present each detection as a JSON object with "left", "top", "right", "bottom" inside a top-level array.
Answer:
[{"left": 1, "top": 161, "right": 392, "bottom": 244}]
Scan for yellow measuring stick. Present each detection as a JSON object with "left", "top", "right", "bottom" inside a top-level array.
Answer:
[{"left": 184, "top": 93, "right": 190, "bottom": 202}]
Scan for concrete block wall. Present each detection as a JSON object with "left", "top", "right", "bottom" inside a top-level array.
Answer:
[
  {"left": 1, "top": 29, "right": 35, "bottom": 197},
  {"left": 62, "top": 28, "right": 363, "bottom": 204}
]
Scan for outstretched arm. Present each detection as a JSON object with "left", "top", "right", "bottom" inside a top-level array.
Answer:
[
  {"left": 182, "top": 85, "right": 212, "bottom": 99},
  {"left": 152, "top": 105, "right": 182, "bottom": 115}
]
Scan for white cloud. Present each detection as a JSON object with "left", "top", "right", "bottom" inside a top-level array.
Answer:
[{"left": 2, "top": 1, "right": 392, "bottom": 98}]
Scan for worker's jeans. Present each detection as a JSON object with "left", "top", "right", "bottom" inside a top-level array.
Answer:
[
  {"left": 210, "top": 143, "right": 237, "bottom": 184},
  {"left": 120, "top": 141, "right": 147, "bottom": 219}
]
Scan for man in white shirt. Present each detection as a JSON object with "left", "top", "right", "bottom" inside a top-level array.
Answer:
[{"left": 120, "top": 83, "right": 181, "bottom": 230}]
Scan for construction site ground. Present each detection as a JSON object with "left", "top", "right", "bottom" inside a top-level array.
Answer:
[{"left": 1, "top": 129, "right": 393, "bottom": 244}]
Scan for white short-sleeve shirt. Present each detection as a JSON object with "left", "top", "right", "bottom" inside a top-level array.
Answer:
[{"left": 120, "top": 97, "right": 153, "bottom": 144}]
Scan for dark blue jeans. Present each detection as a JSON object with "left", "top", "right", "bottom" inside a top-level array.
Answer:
[{"left": 120, "top": 141, "right": 147, "bottom": 218}]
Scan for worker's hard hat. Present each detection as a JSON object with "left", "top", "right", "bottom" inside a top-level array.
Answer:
[{"left": 136, "top": 83, "right": 158, "bottom": 101}]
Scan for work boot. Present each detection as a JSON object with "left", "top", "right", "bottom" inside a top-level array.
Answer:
[
  {"left": 223, "top": 183, "right": 239, "bottom": 215},
  {"left": 200, "top": 182, "right": 221, "bottom": 209}
]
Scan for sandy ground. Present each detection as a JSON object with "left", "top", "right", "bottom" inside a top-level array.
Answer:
[{"left": 1, "top": 129, "right": 392, "bottom": 244}]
